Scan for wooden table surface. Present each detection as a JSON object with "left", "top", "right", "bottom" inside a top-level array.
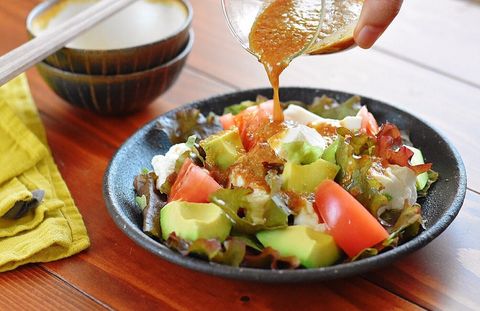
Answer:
[{"left": 1, "top": 0, "right": 480, "bottom": 310}]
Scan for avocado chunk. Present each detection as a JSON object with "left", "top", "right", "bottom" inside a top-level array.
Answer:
[
  {"left": 322, "top": 139, "right": 339, "bottom": 164},
  {"left": 160, "top": 201, "right": 232, "bottom": 242},
  {"left": 257, "top": 225, "right": 341, "bottom": 268},
  {"left": 406, "top": 146, "right": 428, "bottom": 190},
  {"left": 200, "top": 128, "right": 245, "bottom": 170},
  {"left": 282, "top": 158, "right": 339, "bottom": 193},
  {"left": 282, "top": 141, "right": 323, "bottom": 165}
]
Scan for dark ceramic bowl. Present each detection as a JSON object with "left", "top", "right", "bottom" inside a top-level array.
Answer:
[
  {"left": 36, "top": 30, "right": 194, "bottom": 115},
  {"left": 26, "top": 0, "right": 192, "bottom": 75},
  {"left": 103, "top": 88, "right": 467, "bottom": 282}
]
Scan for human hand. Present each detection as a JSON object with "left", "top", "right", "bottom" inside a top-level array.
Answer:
[{"left": 354, "top": 0, "right": 403, "bottom": 49}]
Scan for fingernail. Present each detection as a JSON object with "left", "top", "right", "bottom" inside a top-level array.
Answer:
[{"left": 355, "top": 25, "right": 383, "bottom": 49}]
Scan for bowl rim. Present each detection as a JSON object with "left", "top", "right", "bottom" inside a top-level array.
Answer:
[
  {"left": 26, "top": 0, "right": 193, "bottom": 54},
  {"left": 36, "top": 29, "right": 194, "bottom": 80},
  {"left": 103, "top": 87, "right": 467, "bottom": 283}
]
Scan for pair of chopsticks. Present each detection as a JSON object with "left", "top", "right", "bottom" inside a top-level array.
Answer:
[{"left": 0, "top": 0, "right": 138, "bottom": 86}]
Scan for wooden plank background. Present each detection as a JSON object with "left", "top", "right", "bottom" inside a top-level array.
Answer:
[{"left": 0, "top": 0, "right": 479, "bottom": 310}]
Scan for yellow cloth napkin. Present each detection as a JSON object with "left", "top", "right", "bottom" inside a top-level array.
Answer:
[{"left": 0, "top": 74, "right": 90, "bottom": 272}]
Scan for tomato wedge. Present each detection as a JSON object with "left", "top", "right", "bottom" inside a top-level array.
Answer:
[
  {"left": 314, "top": 180, "right": 389, "bottom": 258},
  {"left": 257, "top": 100, "right": 275, "bottom": 115},
  {"left": 233, "top": 101, "right": 274, "bottom": 151},
  {"left": 219, "top": 113, "right": 235, "bottom": 130},
  {"left": 169, "top": 159, "right": 222, "bottom": 203},
  {"left": 358, "top": 106, "right": 379, "bottom": 136}
]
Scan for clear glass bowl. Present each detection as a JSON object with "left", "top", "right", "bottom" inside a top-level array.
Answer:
[
  {"left": 222, "top": 0, "right": 364, "bottom": 57},
  {"left": 221, "top": 0, "right": 326, "bottom": 60}
]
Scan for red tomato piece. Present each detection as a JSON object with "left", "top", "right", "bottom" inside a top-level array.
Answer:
[
  {"left": 257, "top": 100, "right": 274, "bottom": 115},
  {"left": 169, "top": 159, "right": 222, "bottom": 203},
  {"left": 314, "top": 180, "right": 389, "bottom": 258},
  {"left": 358, "top": 106, "right": 379, "bottom": 136},
  {"left": 233, "top": 105, "right": 272, "bottom": 151},
  {"left": 219, "top": 113, "right": 235, "bottom": 130}
]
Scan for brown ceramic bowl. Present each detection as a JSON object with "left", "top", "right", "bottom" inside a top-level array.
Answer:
[
  {"left": 26, "top": 0, "right": 192, "bottom": 75},
  {"left": 36, "top": 30, "right": 194, "bottom": 115}
]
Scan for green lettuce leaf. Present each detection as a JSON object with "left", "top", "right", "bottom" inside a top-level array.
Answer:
[
  {"left": 389, "top": 203, "right": 423, "bottom": 240},
  {"left": 135, "top": 195, "right": 147, "bottom": 211},
  {"left": 230, "top": 234, "right": 264, "bottom": 252},
  {"left": 156, "top": 109, "right": 223, "bottom": 144},
  {"left": 223, "top": 95, "right": 269, "bottom": 115},
  {"left": 308, "top": 95, "right": 361, "bottom": 120},
  {"left": 214, "top": 238, "right": 247, "bottom": 267},
  {"left": 350, "top": 248, "right": 379, "bottom": 261},
  {"left": 209, "top": 188, "right": 288, "bottom": 235},
  {"left": 335, "top": 135, "right": 389, "bottom": 216},
  {"left": 223, "top": 100, "right": 256, "bottom": 115},
  {"left": 336, "top": 127, "right": 376, "bottom": 156}
]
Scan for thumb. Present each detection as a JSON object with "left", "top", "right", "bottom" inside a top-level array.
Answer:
[{"left": 354, "top": 0, "right": 403, "bottom": 49}]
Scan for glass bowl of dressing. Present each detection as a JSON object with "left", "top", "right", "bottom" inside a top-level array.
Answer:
[
  {"left": 222, "top": 0, "right": 363, "bottom": 57},
  {"left": 222, "top": 0, "right": 363, "bottom": 121}
]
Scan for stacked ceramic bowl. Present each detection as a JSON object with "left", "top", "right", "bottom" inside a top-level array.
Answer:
[{"left": 26, "top": 0, "right": 193, "bottom": 115}]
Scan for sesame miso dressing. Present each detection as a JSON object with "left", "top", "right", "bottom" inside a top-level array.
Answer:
[{"left": 249, "top": 0, "right": 322, "bottom": 121}]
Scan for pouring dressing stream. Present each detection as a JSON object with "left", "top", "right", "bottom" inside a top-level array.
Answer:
[{"left": 248, "top": 0, "right": 324, "bottom": 121}]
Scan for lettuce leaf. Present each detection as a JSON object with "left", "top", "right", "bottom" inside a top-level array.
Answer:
[
  {"left": 230, "top": 234, "right": 264, "bottom": 252},
  {"left": 308, "top": 95, "right": 361, "bottom": 120},
  {"left": 165, "top": 233, "right": 246, "bottom": 267},
  {"left": 376, "top": 123, "right": 431, "bottom": 175},
  {"left": 209, "top": 188, "right": 288, "bottom": 235},
  {"left": 133, "top": 172, "right": 167, "bottom": 239},
  {"left": 223, "top": 100, "right": 256, "bottom": 115},
  {"left": 350, "top": 248, "right": 378, "bottom": 261},
  {"left": 223, "top": 95, "right": 269, "bottom": 115},
  {"left": 243, "top": 247, "right": 300, "bottom": 269},
  {"left": 335, "top": 135, "right": 389, "bottom": 216},
  {"left": 389, "top": 203, "right": 423, "bottom": 239},
  {"left": 157, "top": 109, "right": 222, "bottom": 144}
]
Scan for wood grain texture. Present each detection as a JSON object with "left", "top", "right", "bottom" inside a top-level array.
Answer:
[
  {"left": 0, "top": 266, "right": 106, "bottom": 310},
  {"left": 373, "top": 0, "right": 480, "bottom": 87},
  {"left": 366, "top": 191, "right": 480, "bottom": 311},
  {"left": 0, "top": 0, "right": 479, "bottom": 310}
]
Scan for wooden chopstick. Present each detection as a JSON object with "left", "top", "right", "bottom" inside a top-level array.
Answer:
[{"left": 0, "top": 0, "right": 138, "bottom": 86}]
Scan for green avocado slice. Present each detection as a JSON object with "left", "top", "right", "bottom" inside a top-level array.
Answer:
[
  {"left": 160, "top": 201, "right": 232, "bottom": 242},
  {"left": 200, "top": 128, "right": 245, "bottom": 170},
  {"left": 282, "top": 158, "right": 339, "bottom": 193},
  {"left": 257, "top": 225, "right": 341, "bottom": 268}
]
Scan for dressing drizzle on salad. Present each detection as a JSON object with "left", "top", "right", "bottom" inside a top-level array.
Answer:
[{"left": 135, "top": 95, "right": 438, "bottom": 270}]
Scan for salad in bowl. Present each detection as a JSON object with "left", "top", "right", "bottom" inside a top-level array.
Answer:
[{"left": 132, "top": 95, "right": 437, "bottom": 269}]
